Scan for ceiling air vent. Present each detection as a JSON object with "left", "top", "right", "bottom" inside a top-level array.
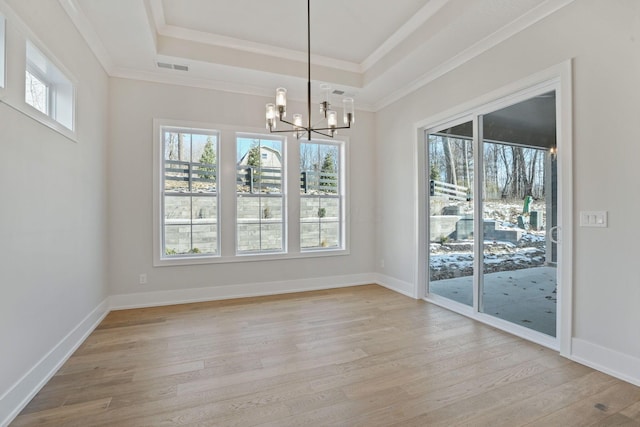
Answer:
[{"left": 157, "top": 62, "right": 189, "bottom": 72}]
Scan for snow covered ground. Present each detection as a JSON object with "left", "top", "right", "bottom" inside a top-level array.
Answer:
[{"left": 429, "top": 200, "right": 549, "bottom": 280}]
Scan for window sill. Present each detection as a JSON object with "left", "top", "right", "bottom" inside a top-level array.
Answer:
[
  {"left": 153, "top": 247, "right": 349, "bottom": 267},
  {"left": 0, "top": 98, "right": 76, "bottom": 142}
]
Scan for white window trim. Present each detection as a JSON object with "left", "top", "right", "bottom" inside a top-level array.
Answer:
[
  {"left": 0, "top": 0, "right": 77, "bottom": 142},
  {"left": 24, "top": 40, "right": 75, "bottom": 133},
  {"left": 25, "top": 66, "right": 50, "bottom": 115},
  {"left": 414, "top": 61, "right": 573, "bottom": 355},
  {"left": 153, "top": 119, "right": 222, "bottom": 265},
  {"left": 153, "top": 119, "right": 350, "bottom": 267},
  {"left": 299, "top": 139, "right": 347, "bottom": 253},
  {"left": 235, "top": 132, "right": 287, "bottom": 255}
]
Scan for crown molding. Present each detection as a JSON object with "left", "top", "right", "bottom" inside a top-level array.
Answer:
[
  {"left": 361, "top": 0, "right": 450, "bottom": 72},
  {"left": 59, "top": 0, "right": 575, "bottom": 113},
  {"left": 147, "top": 0, "right": 361, "bottom": 74},
  {"left": 157, "top": 25, "right": 362, "bottom": 74},
  {"left": 147, "top": 0, "right": 165, "bottom": 32},
  {"left": 372, "top": 0, "right": 577, "bottom": 111},
  {"left": 109, "top": 66, "right": 376, "bottom": 112},
  {"left": 57, "top": 0, "right": 114, "bottom": 75}
]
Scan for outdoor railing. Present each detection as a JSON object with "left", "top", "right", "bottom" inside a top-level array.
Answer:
[
  {"left": 164, "top": 161, "right": 338, "bottom": 194},
  {"left": 430, "top": 179, "right": 470, "bottom": 201}
]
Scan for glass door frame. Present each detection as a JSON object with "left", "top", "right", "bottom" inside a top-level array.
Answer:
[{"left": 416, "top": 64, "right": 573, "bottom": 355}]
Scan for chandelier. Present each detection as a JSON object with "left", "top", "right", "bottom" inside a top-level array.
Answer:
[{"left": 265, "top": 0, "right": 355, "bottom": 140}]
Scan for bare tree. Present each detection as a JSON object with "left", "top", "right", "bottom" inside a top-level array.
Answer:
[{"left": 443, "top": 138, "right": 457, "bottom": 186}]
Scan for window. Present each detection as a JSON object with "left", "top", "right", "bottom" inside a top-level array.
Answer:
[
  {"left": 236, "top": 135, "right": 285, "bottom": 253},
  {"left": 300, "top": 141, "right": 344, "bottom": 250},
  {"left": 0, "top": 14, "right": 5, "bottom": 90},
  {"left": 25, "top": 41, "right": 74, "bottom": 130},
  {"left": 154, "top": 122, "right": 348, "bottom": 264},
  {"left": 25, "top": 69, "right": 48, "bottom": 115},
  {"left": 161, "top": 127, "right": 219, "bottom": 258}
]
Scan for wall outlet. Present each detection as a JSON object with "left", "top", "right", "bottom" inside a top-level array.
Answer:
[{"left": 139, "top": 273, "right": 148, "bottom": 285}]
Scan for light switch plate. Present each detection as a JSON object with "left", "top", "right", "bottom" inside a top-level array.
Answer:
[{"left": 579, "top": 211, "right": 607, "bottom": 227}]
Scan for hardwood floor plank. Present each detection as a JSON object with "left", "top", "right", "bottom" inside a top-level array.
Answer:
[
  {"left": 256, "top": 386, "right": 412, "bottom": 427},
  {"left": 621, "top": 400, "right": 640, "bottom": 422},
  {"left": 12, "top": 285, "right": 640, "bottom": 426},
  {"left": 460, "top": 370, "right": 620, "bottom": 426},
  {"left": 11, "top": 398, "right": 112, "bottom": 426},
  {"left": 526, "top": 382, "right": 640, "bottom": 426},
  {"left": 387, "top": 362, "right": 592, "bottom": 427},
  {"left": 176, "top": 348, "right": 368, "bottom": 396},
  {"left": 590, "top": 413, "right": 640, "bottom": 426}
]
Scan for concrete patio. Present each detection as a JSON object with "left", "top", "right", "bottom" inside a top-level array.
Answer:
[{"left": 428, "top": 266, "right": 557, "bottom": 336}]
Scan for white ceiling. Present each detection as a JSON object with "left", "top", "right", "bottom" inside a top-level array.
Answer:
[{"left": 59, "top": 0, "right": 574, "bottom": 111}]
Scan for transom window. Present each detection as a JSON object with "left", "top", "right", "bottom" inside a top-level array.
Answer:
[
  {"left": 25, "top": 69, "right": 49, "bottom": 115},
  {"left": 161, "top": 127, "right": 219, "bottom": 257},
  {"left": 24, "top": 41, "right": 74, "bottom": 131}
]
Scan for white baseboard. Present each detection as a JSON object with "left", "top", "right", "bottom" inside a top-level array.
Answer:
[
  {"left": 571, "top": 338, "right": 640, "bottom": 387},
  {"left": 109, "top": 273, "right": 377, "bottom": 310},
  {"left": 374, "top": 273, "right": 417, "bottom": 299},
  {"left": 0, "top": 299, "right": 110, "bottom": 427}
]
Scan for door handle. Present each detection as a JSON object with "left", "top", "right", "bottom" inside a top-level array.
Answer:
[{"left": 550, "top": 225, "right": 559, "bottom": 244}]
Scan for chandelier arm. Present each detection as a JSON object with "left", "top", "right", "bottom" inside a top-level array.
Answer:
[
  {"left": 278, "top": 117, "right": 303, "bottom": 128},
  {"left": 268, "top": 128, "right": 309, "bottom": 134},
  {"left": 309, "top": 124, "right": 352, "bottom": 132},
  {"left": 310, "top": 129, "right": 335, "bottom": 138}
]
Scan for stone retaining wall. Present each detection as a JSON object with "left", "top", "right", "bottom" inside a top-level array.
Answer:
[{"left": 164, "top": 195, "right": 341, "bottom": 253}]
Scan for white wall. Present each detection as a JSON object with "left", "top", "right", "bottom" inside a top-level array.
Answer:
[
  {"left": 108, "top": 78, "right": 376, "bottom": 302},
  {"left": 0, "top": 0, "right": 109, "bottom": 423},
  {"left": 376, "top": 0, "right": 640, "bottom": 382}
]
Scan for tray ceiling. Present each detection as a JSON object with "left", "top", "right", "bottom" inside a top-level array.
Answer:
[{"left": 60, "top": 0, "right": 574, "bottom": 110}]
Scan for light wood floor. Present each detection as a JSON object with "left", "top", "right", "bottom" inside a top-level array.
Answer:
[{"left": 12, "top": 285, "right": 640, "bottom": 426}]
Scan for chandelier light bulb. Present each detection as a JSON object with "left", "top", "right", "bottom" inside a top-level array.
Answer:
[
  {"left": 266, "top": 103, "right": 276, "bottom": 129},
  {"left": 343, "top": 97, "right": 355, "bottom": 125},
  {"left": 276, "top": 88, "right": 287, "bottom": 117},
  {"left": 320, "top": 84, "right": 331, "bottom": 114},
  {"left": 327, "top": 110, "right": 338, "bottom": 128}
]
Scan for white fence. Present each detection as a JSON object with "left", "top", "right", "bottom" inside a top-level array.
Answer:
[{"left": 430, "top": 180, "right": 470, "bottom": 201}]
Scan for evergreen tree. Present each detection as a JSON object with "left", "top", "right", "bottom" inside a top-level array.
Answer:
[
  {"left": 320, "top": 152, "right": 337, "bottom": 189},
  {"left": 430, "top": 164, "right": 440, "bottom": 181},
  {"left": 246, "top": 142, "right": 262, "bottom": 185},
  {"left": 247, "top": 143, "right": 261, "bottom": 168},
  {"left": 198, "top": 137, "right": 217, "bottom": 180}
]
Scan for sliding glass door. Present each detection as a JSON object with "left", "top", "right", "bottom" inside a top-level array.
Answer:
[
  {"left": 428, "top": 120, "right": 474, "bottom": 308},
  {"left": 426, "top": 90, "right": 559, "bottom": 340}
]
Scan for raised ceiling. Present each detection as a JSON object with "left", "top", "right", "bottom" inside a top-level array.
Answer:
[{"left": 59, "top": 0, "right": 574, "bottom": 111}]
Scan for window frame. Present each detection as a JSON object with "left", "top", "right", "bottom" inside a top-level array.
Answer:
[
  {"left": 153, "top": 120, "right": 350, "bottom": 266},
  {"left": 154, "top": 121, "right": 221, "bottom": 265},
  {"left": 235, "top": 133, "right": 287, "bottom": 255},
  {"left": 25, "top": 65, "right": 51, "bottom": 116},
  {"left": 24, "top": 40, "right": 75, "bottom": 134},
  {"left": 299, "top": 139, "right": 346, "bottom": 252}
]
